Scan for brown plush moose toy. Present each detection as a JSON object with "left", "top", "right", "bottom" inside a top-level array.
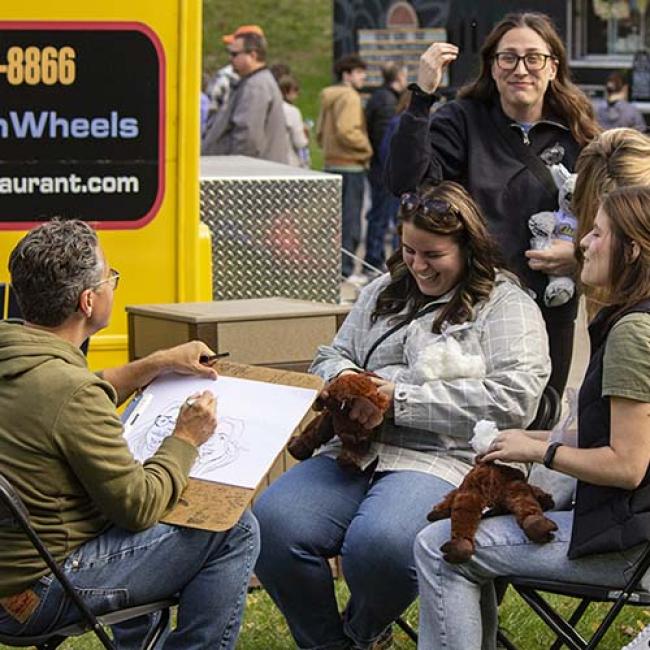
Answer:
[
  {"left": 427, "top": 460, "right": 557, "bottom": 563},
  {"left": 287, "top": 372, "right": 390, "bottom": 471}
]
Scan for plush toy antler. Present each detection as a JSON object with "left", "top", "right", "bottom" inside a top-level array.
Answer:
[
  {"left": 287, "top": 372, "right": 390, "bottom": 470},
  {"left": 427, "top": 460, "right": 557, "bottom": 563}
]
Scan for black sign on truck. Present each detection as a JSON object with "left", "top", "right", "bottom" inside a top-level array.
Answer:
[{"left": 0, "top": 22, "right": 164, "bottom": 229}]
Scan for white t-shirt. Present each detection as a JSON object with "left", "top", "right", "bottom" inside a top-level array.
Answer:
[{"left": 283, "top": 101, "right": 309, "bottom": 167}]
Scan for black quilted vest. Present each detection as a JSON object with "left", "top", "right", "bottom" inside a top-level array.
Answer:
[{"left": 568, "top": 299, "right": 650, "bottom": 559}]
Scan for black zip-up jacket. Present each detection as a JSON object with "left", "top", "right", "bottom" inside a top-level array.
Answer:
[
  {"left": 366, "top": 84, "right": 400, "bottom": 180},
  {"left": 386, "top": 93, "right": 582, "bottom": 324}
]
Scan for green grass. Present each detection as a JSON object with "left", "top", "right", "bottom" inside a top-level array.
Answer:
[
  {"left": 202, "top": 0, "right": 333, "bottom": 170},
  {"left": 2, "top": 583, "right": 647, "bottom": 649}
]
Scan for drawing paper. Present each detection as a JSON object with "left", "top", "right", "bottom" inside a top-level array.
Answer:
[{"left": 123, "top": 373, "right": 317, "bottom": 489}]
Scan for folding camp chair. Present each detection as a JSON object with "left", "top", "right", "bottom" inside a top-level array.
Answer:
[
  {"left": 496, "top": 542, "right": 650, "bottom": 650},
  {"left": 0, "top": 471, "right": 177, "bottom": 650},
  {"left": 6, "top": 284, "right": 22, "bottom": 321},
  {"left": 394, "top": 384, "right": 563, "bottom": 645}
]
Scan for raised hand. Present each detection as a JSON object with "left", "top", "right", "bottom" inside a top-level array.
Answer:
[{"left": 417, "top": 42, "right": 459, "bottom": 94}]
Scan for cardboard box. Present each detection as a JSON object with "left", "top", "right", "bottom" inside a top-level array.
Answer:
[{"left": 126, "top": 297, "right": 351, "bottom": 372}]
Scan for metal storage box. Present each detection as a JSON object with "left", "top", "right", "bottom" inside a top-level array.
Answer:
[{"left": 200, "top": 156, "right": 342, "bottom": 303}]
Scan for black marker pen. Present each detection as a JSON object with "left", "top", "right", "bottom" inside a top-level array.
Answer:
[{"left": 199, "top": 352, "right": 230, "bottom": 365}]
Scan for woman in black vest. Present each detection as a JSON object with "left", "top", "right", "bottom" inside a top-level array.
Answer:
[{"left": 414, "top": 185, "right": 650, "bottom": 649}]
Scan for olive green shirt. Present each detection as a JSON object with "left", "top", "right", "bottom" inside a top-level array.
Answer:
[
  {"left": 603, "top": 313, "right": 650, "bottom": 401},
  {"left": 0, "top": 323, "right": 196, "bottom": 597}
]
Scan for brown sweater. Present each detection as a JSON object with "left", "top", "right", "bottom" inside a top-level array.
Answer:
[{"left": 0, "top": 323, "right": 196, "bottom": 597}]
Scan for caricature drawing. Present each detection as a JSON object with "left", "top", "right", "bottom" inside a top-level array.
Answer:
[{"left": 127, "top": 400, "right": 245, "bottom": 477}]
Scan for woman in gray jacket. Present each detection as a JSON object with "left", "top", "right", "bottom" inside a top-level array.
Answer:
[{"left": 253, "top": 181, "right": 550, "bottom": 650}]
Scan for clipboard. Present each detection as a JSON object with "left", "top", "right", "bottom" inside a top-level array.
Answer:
[{"left": 122, "top": 360, "right": 322, "bottom": 532}]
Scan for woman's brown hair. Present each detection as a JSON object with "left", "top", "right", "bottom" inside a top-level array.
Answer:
[
  {"left": 573, "top": 129, "right": 650, "bottom": 318},
  {"left": 598, "top": 186, "right": 650, "bottom": 322},
  {"left": 574, "top": 129, "right": 650, "bottom": 247},
  {"left": 372, "top": 181, "right": 502, "bottom": 333},
  {"left": 458, "top": 12, "right": 600, "bottom": 147}
]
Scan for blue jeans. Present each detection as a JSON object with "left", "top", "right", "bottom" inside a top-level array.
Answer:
[
  {"left": 329, "top": 170, "right": 365, "bottom": 278},
  {"left": 0, "top": 511, "right": 259, "bottom": 649},
  {"left": 253, "top": 455, "right": 454, "bottom": 650},
  {"left": 414, "top": 510, "right": 650, "bottom": 650},
  {"left": 364, "top": 173, "right": 399, "bottom": 271}
]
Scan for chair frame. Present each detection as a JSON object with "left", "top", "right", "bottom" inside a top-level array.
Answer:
[
  {"left": 0, "top": 472, "right": 176, "bottom": 650},
  {"left": 497, "top": 542, "right": 650, "bottom": 650}
]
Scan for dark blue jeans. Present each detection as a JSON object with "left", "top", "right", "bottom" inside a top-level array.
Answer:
[
  {"left": 364, "top": 173, "right": 399, "bottom": 271},
  {"left": 253, "top": 455, "right": 454, "bottom": 650},
  {"left": 0, "top": 511, "right": 259, "bottom": 649},
  {"left": 330, "top": 170, "right": 366, "bottom": 278}
]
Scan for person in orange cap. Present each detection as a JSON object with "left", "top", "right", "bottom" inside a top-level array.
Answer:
[
  {"left": 204, "top": 26, "right": 266, "bottom": 124},
  {"left": 222, "top": 24, "right": 264, "bottom": 45},
  {"left": 202, "top": 26, "right": 289, "bottom": 163}
]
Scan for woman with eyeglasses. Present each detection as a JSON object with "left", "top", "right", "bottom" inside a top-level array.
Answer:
[
  {"left": 253, "top": 181, "right": 551, "bottom": 650},
  {"left": 414, "top": 184, "right": 650, "bottom": 650},
  {"left": 387, "top": 12, "right": 601, "bottom": 398}
]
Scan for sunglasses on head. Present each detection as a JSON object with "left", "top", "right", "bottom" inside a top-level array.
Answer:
[{"left": 400, "top": 193, "right": 459, "bottom": 224}]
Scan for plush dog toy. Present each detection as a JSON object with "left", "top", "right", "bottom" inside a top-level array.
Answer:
[
  {"left": 287, "top": 372, "right": 390, "bottom": 470},
  {"left": 427, "top": 421, "right": 557, "bottom": 563}
]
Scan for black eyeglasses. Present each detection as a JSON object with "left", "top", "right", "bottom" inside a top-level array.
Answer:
[
  {"left": 400, "top": 193, "right": 460, "bottom": 225},
  {"left": 493, "top": 52, "right": 556, "bottom": 71}
]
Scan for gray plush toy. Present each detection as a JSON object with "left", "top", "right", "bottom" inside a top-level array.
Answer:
[{"left": 529, "top": 169, "right": 577, "bottom": 308}]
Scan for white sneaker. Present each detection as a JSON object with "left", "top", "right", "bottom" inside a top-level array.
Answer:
[
  {"left": 623, "top": 623, "right": 650, "bottom": 649},
  {"left": 345, "top": 273, "right": 370, "bottom": 288}
]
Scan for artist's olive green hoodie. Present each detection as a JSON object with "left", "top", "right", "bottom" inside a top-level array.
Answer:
[{"left": 0, "top": 322, "right": 196, "bottom": 597}]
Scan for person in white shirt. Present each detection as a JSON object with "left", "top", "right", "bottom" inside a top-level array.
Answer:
[{"left": 278, "top": 74, "right": 310, "bottom": 168}]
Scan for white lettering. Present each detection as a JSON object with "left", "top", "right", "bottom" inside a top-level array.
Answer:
[{"left": 54, "top": 177, "right": 69, "bottom": 192}]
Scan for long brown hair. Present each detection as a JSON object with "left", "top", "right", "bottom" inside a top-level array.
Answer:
[
  {"left": 598, "top": 186, "right": 650, "bottom": 322},
  {"left": 458, "top": 12, "right": 600, "bottom": 147},
  {"left": 372, "top": 181, "right": 502, "bottom": 333}
]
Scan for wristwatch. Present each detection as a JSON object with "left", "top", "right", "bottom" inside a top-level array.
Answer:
[{"left": 543, "top": 442, "right": 563, "bottom": 469}]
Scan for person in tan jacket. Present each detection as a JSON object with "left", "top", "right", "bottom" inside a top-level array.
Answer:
[{"left": 317, "top": 54, "right": 373, "bottom": 279}]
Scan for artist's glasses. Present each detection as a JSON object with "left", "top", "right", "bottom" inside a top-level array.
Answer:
[
  {"left": 400, "top": 193, "right": 460, "bottom": 226},
  {"left": 493, "top": 52, "right": 556, "bottom": 71},
  {"left": 92, "top": 268, "right": 120, "bottom": 291}
]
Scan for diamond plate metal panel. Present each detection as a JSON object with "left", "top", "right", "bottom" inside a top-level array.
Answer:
[{"left": 201, "top": 173, "right": 342, "bottom": 303}]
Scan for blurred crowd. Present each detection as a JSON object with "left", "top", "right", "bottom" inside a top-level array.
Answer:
[{"left": 200, "top": 22, "right": 647, "bottom": 287}]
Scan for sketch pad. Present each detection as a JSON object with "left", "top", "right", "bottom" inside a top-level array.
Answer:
[{"left": 122, "top": 361, "right": 322, "bottom": 531}]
